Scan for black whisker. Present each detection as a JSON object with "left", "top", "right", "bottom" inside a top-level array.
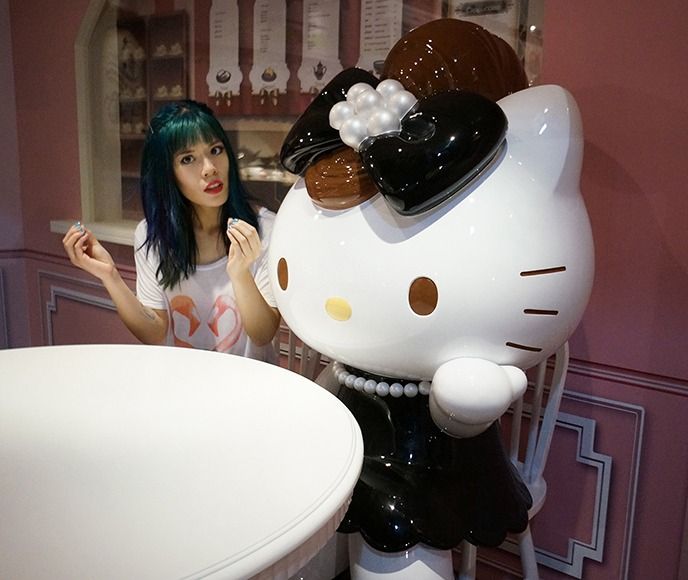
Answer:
[
  {"left": 520, "top": 266, "right": 566, "bottom": 277},
  {"left": 524, "top": 309, "right": 559, "bottom": 316},
  {"left": 506, "top": 341, "right": 543, "bottom": 352}
]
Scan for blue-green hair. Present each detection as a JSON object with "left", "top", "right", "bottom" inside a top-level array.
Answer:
[{"left": 140, "top": 100, "right": 257, "bottom": 289}]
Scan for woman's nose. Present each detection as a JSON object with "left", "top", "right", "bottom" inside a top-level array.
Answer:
[{"left": 202, "top": 157, "right": 218, "bottom": 176}]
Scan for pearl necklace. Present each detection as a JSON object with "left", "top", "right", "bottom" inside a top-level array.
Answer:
[{"left": 333, "top": 361, "right": 431, "bottom": 398}]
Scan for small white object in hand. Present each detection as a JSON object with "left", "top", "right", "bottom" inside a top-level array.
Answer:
[{"left": 329, "top": 79, "right": 417, "bottom": 151}]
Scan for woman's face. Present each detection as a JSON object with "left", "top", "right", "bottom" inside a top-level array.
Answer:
[{"left": 172, "top": 139, "right": 230, "bottom": 209}]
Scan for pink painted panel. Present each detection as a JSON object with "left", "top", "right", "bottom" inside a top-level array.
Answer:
[
  {"left": 479, "top": 366, "right": 687, "bottom": 578},
  {"left": 48, "top": 293, "right": 137, "bottom": 346},
  {"left": 563, "top": 369, "right": 688, "bottom": 579},
  {"left": 533, "top": 427, "right": 601, "bottom": 555},
  {"left": 30, "top": 254, "right": 138, "bottom": 347},
  {"left": 0, "top": 256, "right": 31, "bottom": 347}
]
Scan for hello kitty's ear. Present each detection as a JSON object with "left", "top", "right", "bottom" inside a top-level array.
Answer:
[{"left": 498, "top": 85, "right": 583, "bottom": 196}]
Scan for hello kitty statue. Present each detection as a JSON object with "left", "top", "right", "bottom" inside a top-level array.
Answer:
[{"left": 269, "top": 19, "right": 594, "bottom": 580}]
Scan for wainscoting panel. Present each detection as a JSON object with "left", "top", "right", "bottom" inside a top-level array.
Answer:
[
  {"left": 469, "top": 363, "right": 654, "bottom": 579},
  {"left": 38, "top": 270, "right": 137, "bottom": 346},
  {"left": 498, "top": 393, "right": 642, "bottom": 579}
]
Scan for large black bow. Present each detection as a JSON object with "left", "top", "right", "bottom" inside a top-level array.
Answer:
[{"left": 280, "top": 68, "right": 507, "bottom": 216}]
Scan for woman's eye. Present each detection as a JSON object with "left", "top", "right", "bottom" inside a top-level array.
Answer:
[
  {"left": 211, "top": 144, "right": 225, "bottom": 155},
  {"left": 180, "top": 155, "right": 194, "bottom": 165}
]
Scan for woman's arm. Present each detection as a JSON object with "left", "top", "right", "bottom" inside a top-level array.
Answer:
[
  {"left": 230, "top": 270, "right": 281, "bottom": 346},
  {"left": 226, "top": 220, "right": 280, "bottom": 346},
  {"left": 62, "top": 225, "right": 169, "bottom": 345}
]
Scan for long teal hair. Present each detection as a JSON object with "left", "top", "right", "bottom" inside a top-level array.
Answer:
[{"left": 140, "top": 100, "right": 257, "bottom": 289}]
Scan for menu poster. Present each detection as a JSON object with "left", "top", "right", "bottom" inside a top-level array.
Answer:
[
  {"left": 206, "top": 0, "right": 242, "bottom": 106},
  {"left": 297, "top": 0, "right": 343, "bottom": 93},
  {"left": 249, "top": 0, "right": 289, "bottom": 103},
  {"left": 356, "top": 0, "right": 403, "bottom": 76},
  {"left": 447, "top": 0, "right": 521, "bottom": 51}
]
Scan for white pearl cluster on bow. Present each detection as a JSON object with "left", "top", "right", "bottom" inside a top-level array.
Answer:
[
  {"left": 333, "top": 361, "right": 431, "bottom": 398},
  {"left": 328, "top": 79, "right": 418, "bottom": 151}
]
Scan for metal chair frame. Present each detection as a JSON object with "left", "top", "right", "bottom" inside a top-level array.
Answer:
[
  {"left": 275, "top": 324, "right": 324, "bottom": 381},
  {"left": 458, "top": 342, "right": 570, "bottom": 580}
]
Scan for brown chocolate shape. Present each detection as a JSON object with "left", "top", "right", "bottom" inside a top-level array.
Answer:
[
  {"left": 382, "top": 18, "right": 527, "bottom": 102},
  {"left": 304, "top": 147, "right": 378, "bottom": 210}
]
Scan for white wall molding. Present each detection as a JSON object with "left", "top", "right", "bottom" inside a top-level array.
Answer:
[
  {"left": 561, "top": 392, "right": 645, "bottom": 580},
  {"left": 569, "top": 358, "right": 688, "bottom": 396},
  {"left": 501, "top": 410, "right": 612, "bottom": 577}
]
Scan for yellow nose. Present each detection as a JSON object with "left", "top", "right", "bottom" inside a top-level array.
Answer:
[{"left": 325, "top": 297, "right": 352, "bottom": 321}]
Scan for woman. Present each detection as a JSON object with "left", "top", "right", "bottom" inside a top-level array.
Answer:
[{"left": 63, "top": 100, "right": 280, "bottom": 362}]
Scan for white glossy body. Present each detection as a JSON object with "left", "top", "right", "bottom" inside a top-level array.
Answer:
[
  {"left": 269, "top": 84, "right": 594, "bottom": 438},
  {"left": 349, "top": 534, "right": 454, "bottom": 580},
  {"left": 0, "top": 345, "right": 363, "bottom": 580}
]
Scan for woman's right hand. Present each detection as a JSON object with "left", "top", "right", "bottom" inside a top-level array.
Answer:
[{"left": 62, "top": 223, "right": 117, "bottom": 282}]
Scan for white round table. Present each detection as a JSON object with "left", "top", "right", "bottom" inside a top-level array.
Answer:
[{"left": 0, "top": 345, "right": 363, "bottom": 580}]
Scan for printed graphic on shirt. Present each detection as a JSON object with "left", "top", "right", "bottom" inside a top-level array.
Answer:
[{"left": 170, "top": 294, "right": 243, "bottom": 352}]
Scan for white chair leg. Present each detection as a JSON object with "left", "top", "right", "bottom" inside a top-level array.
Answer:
[
  {"left": 517, "top": 526, "right": 539, "bottom": 580},
  {"left": 457, "top": 540, "right": 477, "bottom": 580}
]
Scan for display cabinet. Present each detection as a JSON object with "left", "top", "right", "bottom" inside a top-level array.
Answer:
[
  {"left": 148, "top": 12, "right": 189, "bottom": 115},
  {"left": 117, "top": 10, "right": 188, "bottom": 220},
  {"left": 224, "top": 118, "right": 298, "bottom": 213}
]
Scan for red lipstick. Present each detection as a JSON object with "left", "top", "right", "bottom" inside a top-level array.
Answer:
[{"left": 204, "top": 179, "right": 224, "bottom": 194}]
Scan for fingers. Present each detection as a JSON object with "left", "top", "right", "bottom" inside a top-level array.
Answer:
[
  {"left": 62, "top": 222, "right": 83, "bottom": 245},
  {"left": 226, "top": 218, "right": 260, "bottom": 260},
  {"left": 62, "top": 222, "right": 102, "bottom": 268},
  {"left": 62, "top": 222, "right": 88, "bottom": 262}
]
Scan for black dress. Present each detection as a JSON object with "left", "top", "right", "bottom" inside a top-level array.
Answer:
[{"left": 336, "top": 379, "right": 532, "bottom": 552}]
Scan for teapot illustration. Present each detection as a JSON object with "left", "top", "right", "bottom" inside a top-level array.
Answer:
[
  {"left": 261, "top": 67, "right": 277, "bottom": 83},
  {"left": 215, "top": 69, "right": 231, "bottom": 84},
  {"left": 313, "top": 61, "right": 327, "bottom": 80}
]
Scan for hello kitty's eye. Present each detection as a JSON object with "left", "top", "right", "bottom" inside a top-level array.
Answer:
[
  {"left": 277, "top": 258, "right": 289, "bottom": 290},
  {"left": 408, "top": 277, "right": 438, "bottom": 315}
]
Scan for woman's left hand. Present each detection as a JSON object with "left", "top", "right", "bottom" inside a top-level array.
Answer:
[{"left": 226, "top": 218, "right": 262, "bottom": 280}]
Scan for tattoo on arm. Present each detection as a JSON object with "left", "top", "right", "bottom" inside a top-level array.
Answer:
[{"left": 142, "top": 307, "right": 157, "bottom": 321}]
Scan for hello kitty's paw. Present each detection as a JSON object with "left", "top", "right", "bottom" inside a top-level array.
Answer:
[{"left": 429, "top": 358, "right": 527, "bottom": 438}]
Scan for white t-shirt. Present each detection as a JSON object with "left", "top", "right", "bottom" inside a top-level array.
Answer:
[{"left": 134, "top": 207, "right": 278, "bottom": 363}]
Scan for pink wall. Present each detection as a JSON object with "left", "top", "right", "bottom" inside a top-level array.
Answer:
[
  {"left": 0, "top": 0, "right": 22, "bottom": 251},
  {"left": 0, "top": 0, "right": 29, "bottom": 347},
  {"left": 1, "top": 0, "right": 688, "bottom": 578},
  {"left": 8, "top": 0, "right": 89, "bottom": 255},
  {"left": 536, "top": 3, "right": 688, "bottom": 578},
  {"left": 542, "top": 1, "right": 688, "bottom": 381}
]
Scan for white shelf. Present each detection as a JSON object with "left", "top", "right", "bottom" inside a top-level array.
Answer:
[{"left": 51, "top": 219, "right": 138, "bottom": 247}]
